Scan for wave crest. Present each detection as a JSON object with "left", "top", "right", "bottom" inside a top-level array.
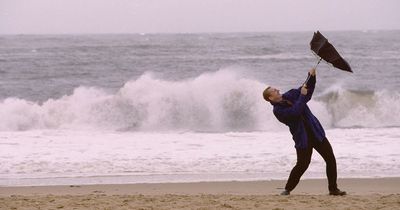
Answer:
[
  {"left": 0, "top": 70, "right": 275, "bottom": 131},
  {"left": 1, "top": 70, "right": 399, "bottom": 132},
  {"left": 315, "top": 87, "right": 400, "bottom": 128}
]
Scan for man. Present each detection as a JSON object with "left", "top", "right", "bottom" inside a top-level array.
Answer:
[{"left": 263, "top": 68, "right": 346, "bottom": 196}]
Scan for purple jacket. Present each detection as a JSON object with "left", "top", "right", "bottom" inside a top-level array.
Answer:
[{"left": 271, "top": 73, "right": 326, "bottom": 149}]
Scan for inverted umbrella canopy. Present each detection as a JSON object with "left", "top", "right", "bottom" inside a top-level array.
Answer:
[{"left": 310, "top": 31, "right": 352, "bottom": 73}]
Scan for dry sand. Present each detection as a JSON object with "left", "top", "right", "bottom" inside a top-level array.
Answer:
[{"left": 1, "top": 178, "right": 399, "bottom": 209}]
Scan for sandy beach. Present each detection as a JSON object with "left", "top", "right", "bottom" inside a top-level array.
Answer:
[{"left": 1, "top": 177, "right": 399, "bottom": 209}]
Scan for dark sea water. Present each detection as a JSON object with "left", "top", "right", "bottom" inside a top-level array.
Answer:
[{"left": 1, "top": 31, "right": 400, "bottom": 101}]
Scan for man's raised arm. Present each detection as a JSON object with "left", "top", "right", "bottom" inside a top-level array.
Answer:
[{"left": 302, "top": 68, "right": 316, "bottom": 101}]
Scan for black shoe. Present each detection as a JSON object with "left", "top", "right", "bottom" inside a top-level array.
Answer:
[
  {"left": 329, "top": 189, "right": 346, "bottom": 196},
  {"left": 280, "top": 190, "right": 290, "bottom": 195}
]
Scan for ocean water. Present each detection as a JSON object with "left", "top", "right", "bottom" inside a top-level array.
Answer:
[{"left": 0, "top": 31, "right": 399, "bottom": 186}]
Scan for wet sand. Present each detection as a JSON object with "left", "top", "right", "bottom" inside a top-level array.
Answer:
[{"left": 1, "top": 178, "right": 399, "bottom": 209}]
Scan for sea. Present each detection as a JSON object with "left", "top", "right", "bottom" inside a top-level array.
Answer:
[{"left": 0, "top": 31, "right": 399, "bottom": 186}]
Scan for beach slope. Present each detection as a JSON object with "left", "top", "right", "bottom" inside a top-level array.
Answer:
[{"left": 1, "top": 178, "right": 399, "bottom": 209}]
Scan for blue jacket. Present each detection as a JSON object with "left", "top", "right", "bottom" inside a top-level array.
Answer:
[{"left": 271, "top": 74, "right": 326, "bottom": 149}]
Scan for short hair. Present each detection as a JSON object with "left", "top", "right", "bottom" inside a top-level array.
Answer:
[{"left": 263, "top": 86, "right": 272, "bottom": 102}]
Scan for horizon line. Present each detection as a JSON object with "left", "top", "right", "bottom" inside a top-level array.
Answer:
[{"left": 1, "top": 29, "right": 399, "bottom": 36}]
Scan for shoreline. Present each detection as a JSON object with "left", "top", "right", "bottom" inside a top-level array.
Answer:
[
  {"left": 1, "top": 177, "right": 399, "bottom": 196},
  {"left": 1, "top": 178, "right": 399, "bottom": 209}
]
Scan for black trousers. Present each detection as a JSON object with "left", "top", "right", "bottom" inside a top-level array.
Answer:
[{"left": 285, "top": 136, "right": 338, "bottom": 192}]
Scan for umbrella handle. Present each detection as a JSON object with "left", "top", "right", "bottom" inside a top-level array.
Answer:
[
  {"left": 314, "top": 57, "right": 322, "bottom": 70},
  {"left": 304, "top": 58, "right": 322, "bottom": 86}
]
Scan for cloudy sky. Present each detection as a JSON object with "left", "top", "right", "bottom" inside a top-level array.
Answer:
[{"left": 1, "top": 0, "right": 399, "bottom": 34}]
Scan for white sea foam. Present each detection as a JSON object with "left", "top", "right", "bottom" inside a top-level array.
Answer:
[
  {"left": 1, "top": 70, "right": 400, "bottom": 132},
  {"left": 314, "top": 86, "right": 400, "bottom": 128},
  {"left": 1, "top": 128, "right": 399, "bottom": 186},
  {"left": 0, "top": 70, "right": 279, "bottom": 132}
]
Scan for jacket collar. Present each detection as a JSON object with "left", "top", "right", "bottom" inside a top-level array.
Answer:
[{"left": 271, "top": 96, "right": 292, "bottom": 106}]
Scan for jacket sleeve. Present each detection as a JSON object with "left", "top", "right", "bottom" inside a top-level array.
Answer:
[
  {"left": 273, "top": 94, "right": 307, "bottom": 122},
  {"left": 299, "top": 73, "right": 316, "bottom": 102},
  {"left": 306, "top": 72, "right": 316, "bottom": 89}
]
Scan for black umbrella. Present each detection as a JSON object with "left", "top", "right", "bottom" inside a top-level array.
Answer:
[{"left": 310, "top": 31, "right": 352, "bottom": 72}]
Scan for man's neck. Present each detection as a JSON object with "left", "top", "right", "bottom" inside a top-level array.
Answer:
[{"left": 271, "top": 97, "right": 283, "bottom": 104}]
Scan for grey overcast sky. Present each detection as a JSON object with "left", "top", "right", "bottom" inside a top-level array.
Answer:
[{"left": 1, "top": 0, "right": 399, "bottom": 34}]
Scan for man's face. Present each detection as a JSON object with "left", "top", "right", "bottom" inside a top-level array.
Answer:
[{"left": 267, "top": 87, "right": 282, "bottom": 102}]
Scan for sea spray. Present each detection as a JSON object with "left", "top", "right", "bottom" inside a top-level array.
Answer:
[
  {"left": 0, "top": 70, "right": 278, "bottom": 131},
  {"left": 1, "top": 70, "right": 400, "bottom": 131},
  {"left": 315, "top": 87, "right": 400, "bottom": 128}
]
